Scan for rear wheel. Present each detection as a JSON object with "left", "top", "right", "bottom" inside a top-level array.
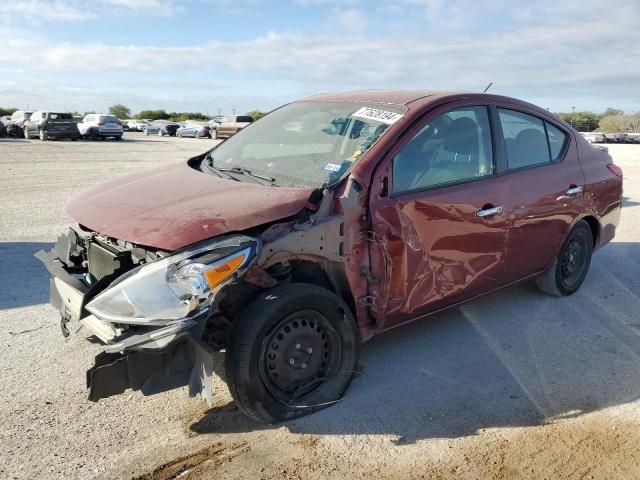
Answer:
[
  {"left": 536, "top": 220, "right": 593, "bottom": 296},
  {"left": 39, "top": 129, "right": 48, "bottom": 141},
  {"left": 158, "top": 129, "right": 163, "bottom": 137},
  {"left": 212, "top": 129, "right": 218, "bottom": 140},
  {"left": 23, "top": 127, "right": 29, "bottom": 139},
  {"left": 226, "top": 283, "right": 359, "bottom": 424}
]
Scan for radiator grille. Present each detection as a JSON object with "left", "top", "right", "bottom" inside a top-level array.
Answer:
[{"left": 87, "top": 241, "right": 132, "bottom": 283}]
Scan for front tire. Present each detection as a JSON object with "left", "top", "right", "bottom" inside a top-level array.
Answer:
[
  {"left": 212, "top": 129, "right": 218, "bottom": 140},
  {"left": 536, "top": 220, "right": 593, "bottom": 296},
  {"left": 39, "top": 129, "right": 48, "bottom": 141},
  {"left": 23, "top": 127, "right": 29, "bottom": 139},
  {"left": 226, "top": 283, "right": 360, "bottom": 424}
]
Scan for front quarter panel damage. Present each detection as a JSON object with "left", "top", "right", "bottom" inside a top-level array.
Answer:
[{"left": 253, "top": 177, "right": 375, "bottom": 339}]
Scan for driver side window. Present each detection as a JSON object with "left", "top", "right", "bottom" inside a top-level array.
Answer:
[{"left": 392, "top": 106, "right": 494, "bottom": 194}]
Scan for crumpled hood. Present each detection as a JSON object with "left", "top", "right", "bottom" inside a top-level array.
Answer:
[{"left": 68, "top": 161, "right": 313, "bottom": 250}]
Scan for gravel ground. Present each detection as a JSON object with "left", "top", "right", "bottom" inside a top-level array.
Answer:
[{"left": 1, "top": 135, "right": 639, "bottom": 480}]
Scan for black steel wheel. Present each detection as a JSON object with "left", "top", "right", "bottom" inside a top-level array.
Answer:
[
  {"left": 536, "top": 220, "right": 593, "bottom": 296},
  {"left": 226, "top": 283, "right": 359, "bottom": 424},
  {"left": 260, "top": 309, "right": 342, "bottom": 404}
]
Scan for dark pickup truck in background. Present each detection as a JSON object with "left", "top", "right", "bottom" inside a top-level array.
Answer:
[{"left": 23, "top": 111, "right": 80, "bottom": 141}]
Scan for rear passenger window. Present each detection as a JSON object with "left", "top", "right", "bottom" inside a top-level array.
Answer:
[
  {"left": 498, "top": 109, "right": 550, "bottom": 168},
  {"left": 545, "top": 122, "right": 568, "bottom": 161}
]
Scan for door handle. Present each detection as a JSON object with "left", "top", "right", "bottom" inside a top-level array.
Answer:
[
  {"left": 476, "top": 205, "right": 504, "bottom": 218},
  {"left": 566, "top": 185, "right": 583, "bottom": 195}
]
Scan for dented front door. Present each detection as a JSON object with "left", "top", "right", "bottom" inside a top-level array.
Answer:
[{"left": 367, "top": 103, "right": 510, "bottom": 329}]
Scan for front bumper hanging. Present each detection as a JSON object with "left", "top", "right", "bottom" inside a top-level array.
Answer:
[
  {"left": 87, "top": 332, "right": 215, "bottom": 405},
  {"left": 35, "top": 234, "right": 217, "bottom": 406}
]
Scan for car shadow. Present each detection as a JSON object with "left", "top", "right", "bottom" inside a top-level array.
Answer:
[
  {"left": 191, "top": 241, "right": 640, "bottom": 443},
  {"left": 0, "top": 242, "right": 53, "bottom": 310}
]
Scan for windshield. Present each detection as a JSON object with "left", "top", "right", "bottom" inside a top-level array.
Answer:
[{"left": 206, "top": 101, "right": 406, "bottom": 188}]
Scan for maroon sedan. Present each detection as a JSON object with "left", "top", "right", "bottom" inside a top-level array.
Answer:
[{"left": 37, "top": 90, "right": 622, "bottom": 423}]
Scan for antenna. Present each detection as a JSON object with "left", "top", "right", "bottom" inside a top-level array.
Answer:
[{"left": 483, "top": 82, "right": 493, "bottom": 93}]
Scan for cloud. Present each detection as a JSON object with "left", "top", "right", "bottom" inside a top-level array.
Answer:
[
  {"left": 334, "top": 8, "right": 368, "bottom": 31},
  {"left": 1, "top": 0, "right": 639, "bottom": 112},
  {"left": 0, "top": 0, "right": 179, "bottom": 24},
  {"left": 4, "top": 1, "right": 96, "bottom": 22}
]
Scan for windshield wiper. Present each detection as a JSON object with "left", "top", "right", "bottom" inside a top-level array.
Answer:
[
  {"left": 216, "top": 166, "right": 277, "bottom": 186},
  {"left": 202, "top": 153, "right": 239, "bottom": 181},
  {"left": 203, "top": 152, "right": 276, "bottom": 185}
]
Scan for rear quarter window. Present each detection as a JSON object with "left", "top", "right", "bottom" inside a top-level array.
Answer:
[
  {"left": 498, "top": 109, "right": 551, "bottom": 169},
  {"left": 545, "top": 122, "right": 568, "bottom": 161}
]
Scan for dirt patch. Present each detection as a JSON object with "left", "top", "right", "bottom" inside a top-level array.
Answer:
[
  {"left": 220, "top": 416, "right": 640, "bottom": 480},
  {"left": 133, "top": 441, "right": 250, "bottom": 480}
]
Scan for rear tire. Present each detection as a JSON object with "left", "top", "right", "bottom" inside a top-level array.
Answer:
[
  {"left": 23, "top": 127, "right": 29, "bottom": 139},
  {"left": 39, "top": 129, "right": 48, "bottom": 141},
  {"left": 226, "top": 283, "right": 360, "bottom": 424},
  {"left": 212, "top": 129, "right": 218, "bottom": 140},
  {"left": 536, "top": 220, "right": 593, "bottom": 296}
]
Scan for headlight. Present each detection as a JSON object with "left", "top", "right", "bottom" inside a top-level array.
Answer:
[{"left": 86, "top": 235, "right": 259, "bottom": 325}]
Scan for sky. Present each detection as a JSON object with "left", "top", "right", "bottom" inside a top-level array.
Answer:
[{"left": 1, "top": 0, "right": 639, "bottom": 116}]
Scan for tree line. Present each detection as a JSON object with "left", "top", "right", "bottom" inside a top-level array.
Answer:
[
  {"left": 2, "top": 104, "right": 638, "bottom": 132},
  {"left": 107, "top": 104, "right": 266, "bottom": 122},
  {"left": 555, "top": 108, "right": 640, "bottom": 133}
]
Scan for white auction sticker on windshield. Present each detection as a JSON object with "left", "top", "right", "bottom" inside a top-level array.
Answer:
[
  {"left": 351, "top": 107, "right": 403, "bottom": 125},
  {"left": 324, "top": 162, "right": 342, "bottom": 172}
]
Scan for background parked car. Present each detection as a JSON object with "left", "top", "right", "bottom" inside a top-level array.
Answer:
[
  {"left": 121, "top": 120, "right": 131, "bottom": 132},
  {"left": 8, "top": 110, "right": 33, "bottom": 137},
  {"left": 209, "top": 115, "right": 253, "bottom": 139},
  {"left": 580, "top": 132, "right": 606, "bottom": 143},
  {"left": 0, "top": 117, "right": 6, "bottom": 137},
  {"left": 126, "top": 120, "right": 149, "bottom": 132},
  {"left": 77, "top": 114, "right": 123, "bottom": 140},
  {"left": 144, "top": 120, "right": 180, "bottom": 136},
  {"left": 23, "top": 111, "right": 80, "bottom": 141},
  {"left": 176, "top": 120, "right": 211, "bottom": 138}
]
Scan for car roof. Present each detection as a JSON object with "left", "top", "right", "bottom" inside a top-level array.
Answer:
[
  {"left": 299, "top": 89, "right": 559, "bottom": 120},
  {"left": 301, "top": 89, "right": 451, "bottom": 106}
]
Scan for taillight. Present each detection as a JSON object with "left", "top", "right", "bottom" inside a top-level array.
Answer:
[{"left": 607, "top": 164, "right": 623, "bottom": 178}]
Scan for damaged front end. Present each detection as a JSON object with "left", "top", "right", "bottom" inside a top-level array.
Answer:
[{"left": 36, "top": 228, "right": 260, "bottom": 405}]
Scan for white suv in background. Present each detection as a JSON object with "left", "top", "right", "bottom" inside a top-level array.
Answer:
[{"left": 78, "top": 114, "right": 124, "bottom": 140}]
